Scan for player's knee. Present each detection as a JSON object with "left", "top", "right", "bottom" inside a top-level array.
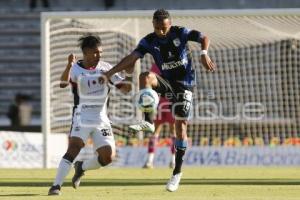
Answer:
[
  {"left": 96, "top": 145, "right": 115, "bottom": 166},
  {"left": 67, "top": 138, "right": 84, "bottom": 155},
  {"left": 98, "top": 154, "right": 114, "bottom": 166}
]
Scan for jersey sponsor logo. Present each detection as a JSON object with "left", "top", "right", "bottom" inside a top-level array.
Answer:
[
  {"left": 154, "top": 46, "right": 160, "bottom": 51},
  {"left": 2, "top": 139, "right": 18, "bottom": 153},
  {"left": 77, "top": 73, "right": 108, "bottom": 98},
  {"left": 161, "top": 58, "right": 188, "bottom": 70},
  {"left": 173, "top": 38, "right": 181, "bottom": 47},
  {"left": 87, "top": 80, "right": 98, "bottom": 88}
]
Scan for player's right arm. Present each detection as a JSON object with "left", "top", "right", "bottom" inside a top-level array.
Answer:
[{"left": 59, "top": 54, "right": 76, "bottom": 88}]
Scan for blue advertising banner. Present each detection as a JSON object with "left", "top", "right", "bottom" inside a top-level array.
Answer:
[{"left": 114, "top": 146, "right": 300, "bottom": 167}]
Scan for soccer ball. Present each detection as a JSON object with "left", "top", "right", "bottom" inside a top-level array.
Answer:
[{"left": 137, "top": 88, "right": 159, "bottom": 113}]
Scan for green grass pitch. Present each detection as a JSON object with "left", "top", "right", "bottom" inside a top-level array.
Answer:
[{"left": 0, "top": 167, "right": 299, "bottom": 200}]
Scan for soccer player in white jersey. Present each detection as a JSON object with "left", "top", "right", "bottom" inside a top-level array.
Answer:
[{"left": 48, "top": 35, "right": 131, "bottom": 195}]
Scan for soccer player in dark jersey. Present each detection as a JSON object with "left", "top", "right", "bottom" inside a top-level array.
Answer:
[{"left": 101, "top": 9, "right": 216, "bottom": 192}]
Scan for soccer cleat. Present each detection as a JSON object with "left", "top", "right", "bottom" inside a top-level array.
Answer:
[
  {"left": 129, "top": 120, "right": 155, "bottom": 133},
  {"left": 72, "top": 161, "right": 85, "bottom": 189},
  {"left": 166, "top": 172, "right": 182, "bottom": 192},
  {"left": 142, "top": 162, "right": 154, "bottom": 169},
  {"left": 48, "top": 185, "right": 61, "bottom": 195}
]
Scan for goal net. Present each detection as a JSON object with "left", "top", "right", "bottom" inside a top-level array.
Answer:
[{"left": 42, "top": 9, "right": 300, "bottom": 166}]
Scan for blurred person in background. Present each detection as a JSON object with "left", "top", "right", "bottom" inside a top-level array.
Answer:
[
  {"left": 48, "top": 34, "right": 131, "bottom": 196},
  {"left": 18, "top": 94, "right": 32, "bottom": 126},
  {"left": 29, "top": 0, "right": 50, "bottom": 11},
  {"left": 101, "top": 9, "right": 215, "bottom": 192},
  {"left": 143, "top": 64, "right": 176, "bottom": 169},
  {"left": 7, "top": 94, "right": 32, "bottom": 128},
  {"left": 103, "top": 0, "right": 115, "bottom": 10}
]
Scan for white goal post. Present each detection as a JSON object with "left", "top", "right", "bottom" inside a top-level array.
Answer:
[{"left": 41, "top": 9, "right": 300, "bottom": 168}]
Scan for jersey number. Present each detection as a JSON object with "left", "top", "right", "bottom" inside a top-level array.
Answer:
[{"left": 101, "top": 129, "right": 112, "bottom": 136}]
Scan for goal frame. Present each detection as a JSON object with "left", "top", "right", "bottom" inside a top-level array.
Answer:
[{"left": 41, "top": 8, "right": 300, "bottom": 168}]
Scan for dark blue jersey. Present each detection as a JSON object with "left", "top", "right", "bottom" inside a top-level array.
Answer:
[{"left": 134, "top": 26, "right": 204, "bottom": 87}]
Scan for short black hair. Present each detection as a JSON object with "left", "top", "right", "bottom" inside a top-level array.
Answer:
[
  {"left": 153, "top": 9, "right": 170, "bottom": 21},
  {"left": 78, "top": 34, "right": 102, "bottom": 51}
]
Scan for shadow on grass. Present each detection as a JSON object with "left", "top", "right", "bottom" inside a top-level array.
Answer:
[
  {"left": 0, "top": 194, "right": 40, "bottom": 197},
  {"left": 1, "top": 179, "right": 300, "bottom": 187}
]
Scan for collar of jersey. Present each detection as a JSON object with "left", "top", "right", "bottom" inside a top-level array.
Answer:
[{"left": 77, "top": 60, "right": 97, "bottom": 70}]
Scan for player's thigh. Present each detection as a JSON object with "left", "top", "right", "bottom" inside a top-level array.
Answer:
[
  {"left": 172, "top": 86, "right": 193, "bottom": 120},
  {"left": 68, "top": 122, "right": 90, "bottom": 155},
  {"left": 70, "top": 122, "right": 90, "bottom": 145},
  {"left": 92, "top": 126, "right": 116, "bottom": 158},
  {"left": 66, "top": 136, "right": 85, "bottom": 156}
]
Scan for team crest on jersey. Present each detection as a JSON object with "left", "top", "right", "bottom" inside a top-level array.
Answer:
[
  {"left": 173, "top": 38, "right": 181, "bottom": 47},
  {"left": 168, "top": 51, "right": 174, "bottom": 59}
]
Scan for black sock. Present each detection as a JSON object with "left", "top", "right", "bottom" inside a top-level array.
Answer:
[
  {"left": 173, "top": 148, "right": 186, "bottom": 175},
  {"left": 63, "top": 153, "right": 74, "bottom": 163},
  {"left": 144, "top": 112, "right": 154, "bottom": 124}
]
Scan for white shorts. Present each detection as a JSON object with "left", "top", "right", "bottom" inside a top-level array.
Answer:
[{"left": 70, "top": 115, "right": 115, "bottom": 150}]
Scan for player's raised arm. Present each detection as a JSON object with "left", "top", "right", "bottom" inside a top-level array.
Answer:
[
  {"left": 185, "top": 27, "right": 215, "bottom": 72},
  {"left": 59, "top": 54, "right": 76, "bottom": 88}
]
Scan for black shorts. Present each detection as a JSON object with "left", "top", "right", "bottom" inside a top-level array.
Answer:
[{"left": 153, "top": 74, "right": 193, "bottom": 119}]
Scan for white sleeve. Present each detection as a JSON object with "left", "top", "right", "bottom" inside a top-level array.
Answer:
[{"left": 103, "top": 62, "right": 124, "bottom": 85}]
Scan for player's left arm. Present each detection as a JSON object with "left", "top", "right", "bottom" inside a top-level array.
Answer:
[
  {"left": 199, "top": 35, "right": 216, "bottom": 72},
  {"left": 186, "top": 28, "right": 216, "bottom": 72}
]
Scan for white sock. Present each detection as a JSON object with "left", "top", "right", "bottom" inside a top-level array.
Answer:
[
  {"left": 53, "top": 158, "right": 72, "bottom": 186},
  {"left": 147, "top": 153, "right": 155, "bottom": 164},
  {"left": 171, "top": 154, "right": 176, "bottom": 164},
  {"left": 82, "top": 156, "right": 102, "bottom": 171}
]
